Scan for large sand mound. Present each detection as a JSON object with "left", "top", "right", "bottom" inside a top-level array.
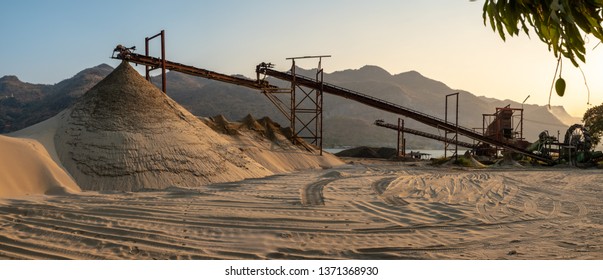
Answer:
[
  {"left": 4, "top": 61, "right": 341, "bottom": 195},
  {"left": 54, "top": 62, "right": 272, "bottom": 191},
  {"left": 0, "top": 135, "right": 80, "bottom": 197}
]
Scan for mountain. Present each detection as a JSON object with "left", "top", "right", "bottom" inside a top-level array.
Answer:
[
  {"left": 151, "top": 71, "right": 289, "bottom": 125},
  {"left": 548, "top": 106, "right": 582, "bottom": 126},
  {"left": 0, "top": 75, "right": 49, "bottom": 102},
  {"left": 1, "top": 63, "right": 581, "bottom": 148},
  {"left": 0, "top": 64, "right": 112, "bottom": 132}
]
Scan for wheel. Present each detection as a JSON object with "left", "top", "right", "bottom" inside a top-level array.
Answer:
[{"left": 564, "top": 124, "right": 592, "bottom": 151}]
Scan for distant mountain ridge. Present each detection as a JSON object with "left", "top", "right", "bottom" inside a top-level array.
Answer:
[
  {"left": 0, "top": 64, "right": 113, "bottom": 131},
  {"left": 0, "top": 63, "right": 581, "bottom": 149}
]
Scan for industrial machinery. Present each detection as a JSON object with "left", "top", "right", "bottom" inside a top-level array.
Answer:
[
  {"left": 374, "top": 119, "right": 476, "bottom": 149},
  {"left": 113, "top": 45, "right": 136, "bottom": 59},
  {"left": 112, "top": 30, "right": 602, "bottom": 166},
  {"left": 562, "top": 124, "right": 602, "bottom": 165},
  {"left": 526, "top": 124, "right": 603, "bottom": 166},
  {"left": 527, "top": 130, "right": 558, "bottom": 158}
]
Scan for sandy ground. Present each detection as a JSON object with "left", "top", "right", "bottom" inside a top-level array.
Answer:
[
  {"left": 0, "top": 159, "right": 601, "bottom": 260},
  {"left": 0, "top": 135, "right": 79, "bottom": 197}
]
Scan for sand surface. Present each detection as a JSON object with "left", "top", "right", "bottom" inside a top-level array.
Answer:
[
  {"left": 0, "top": 160, "right": 601, "bottom": 260},
  {"left": 0, "top": 135, "right": 80, "bottom": 197},
  {"left": 1, "top": 61, "right": 598, "bottom": 260},
  {"left": 202, "top": 114, "right": 343, "bottom": 174}
]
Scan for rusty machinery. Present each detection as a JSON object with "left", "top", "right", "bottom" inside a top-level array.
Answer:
[
  {"left": 113, "top": 30, "right": 560, "bottom": 164},
  {"left": 374, "top": 119, "right": 476, "bottom": 151},
  {"left": 256, "top": 63, "right": 554, "bottom": 163},
  {"left": 527, "top": 124, "right": 603, "bottom": 166},
  {"left": 474, "top": 105, "right": 529, "bottom": 157}
]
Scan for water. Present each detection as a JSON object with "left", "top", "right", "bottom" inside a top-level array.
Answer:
[
  {"left": 323, "top": 148, "right": 468, "bottom": 159},
  {"left": 323, "top": 148, "right": 347, "bottom": 154}
]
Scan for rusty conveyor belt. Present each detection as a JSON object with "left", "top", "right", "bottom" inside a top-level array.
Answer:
[
  {"left": 111, "top": 51, "right": 550, "bottom": 163},
  {"left": 256, "top": 64, "right": 552, "bottom": 163},
  {"left": 374, "top": 120, "right": 476, "bottom": 149}
]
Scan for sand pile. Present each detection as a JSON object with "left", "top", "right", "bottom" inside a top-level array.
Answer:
[
  {"left": 206, "top": 114, "right": 240, "bottom": 135},
  {"left": 440, "top": 151, "right": 487, "bottom": 168},
  {"left": 53, "top": 62, "right": 272, "bottom": 191},
  {"left": 492, "top": 154, "right": 524, "bottom": 168},
  {"left": 202, "top": 115, "right": 343, "bottom": 173},
  {"left": 3, "top": 61, "right": 340, "bottom": 195},
  {"left": 240, "top": 114, "right": 266, "bottom": 132},
  {"left": 0, "top": 135, "right": 80, "bottom": 197},
  {"left": 258, "top": 116, "right": 285, "bottom": 141}
]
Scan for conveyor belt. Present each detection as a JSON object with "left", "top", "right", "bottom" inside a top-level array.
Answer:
[
  {"left": 256, "top": 64, "right": 552, "bottom": 163},
  {"left": 113, "top": 52, "right": 292, "bottom": 120},
  {"left": 112, "top": 51, "right": 551, "bottom": 163},
  {"left": 116, "top": 53, "right": 274, "bottom": 90},
  {"left": 374, "top": 120, "right": 476, "bottom": 149}
]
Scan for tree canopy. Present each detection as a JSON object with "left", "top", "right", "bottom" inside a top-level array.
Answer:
[
  {"left": 479, "top": 0, "right": 603, "bottom": 67},
  {"left": 583, "top": 103, "right": 603, "bottom": 146}
]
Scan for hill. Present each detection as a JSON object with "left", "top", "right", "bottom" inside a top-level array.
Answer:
[
  {"left": 1, "top": 64, "right": 580, "bottom": 148},
  {"left": 0, "top": 64, "right": 112, "bottom": 132}
]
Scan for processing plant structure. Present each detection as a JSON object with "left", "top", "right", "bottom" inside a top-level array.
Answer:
[{"left": 112, "top": 30, "right": 603, "bottom": 167}]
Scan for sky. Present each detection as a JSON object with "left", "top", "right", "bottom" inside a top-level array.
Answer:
[{"left": 1, "top": 0, "right": 601, "bottom": 117}]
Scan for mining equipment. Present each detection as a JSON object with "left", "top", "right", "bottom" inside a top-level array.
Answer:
[
  {"left": 112, "top": 30, "right": 603, "bottom": 166},
  {"left": 527, "top": 124, "right": 603, "bottom": 166}
]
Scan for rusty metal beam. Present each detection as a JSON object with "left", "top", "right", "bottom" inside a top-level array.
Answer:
[
  {"left": 375, "top": 120, "right": 476, "bottom": 149},
  {"left": 113, "top": 50, "right": 290, "bottom": 122},
  {"left": 144, "top": 30, "right": 166, "bottom": 93}
]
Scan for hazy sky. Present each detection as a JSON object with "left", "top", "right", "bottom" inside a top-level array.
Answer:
[{"left": 1, "top": 0, "right": 601, "bottom": 117}]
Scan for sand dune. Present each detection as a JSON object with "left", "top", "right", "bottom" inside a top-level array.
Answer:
[
  {"left": 0, "top": 135, "right": 79, "bottom": 197},
  {"left": 0, "top": 160, "right": 601, "bottom": 259}
]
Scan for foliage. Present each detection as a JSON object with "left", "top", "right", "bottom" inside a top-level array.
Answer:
[
  {"left": 479, "top": 0, "right": 603, "bottom": 67},
  {"left": 583, "top": 103, "right": 603, "bottom": 146}
]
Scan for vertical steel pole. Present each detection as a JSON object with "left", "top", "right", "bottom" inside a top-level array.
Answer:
[
  {"left": 520, "top": 108, "right": 524, "bottom": 140},
  {"left": 455, "top": 93, "right": 459, "bottom": 161},
  {"left": 397, "top": 118, "right": 401, "bottom": 157},
  {"left": 318, "top": 67, "right": 324, "bottom": 155},
  {"left": 145, "top": 37, "right": 150, "bottom": 81},
  {"left": 445, "top": 97, "right": 448, "bottom": 158},
  {"left": 445, "top": 92, "right": 459, "bottom": 160},
  {"left": 160, "top": 30, "right": 166, "bottom": 93},
  {"left": 290, "top": 59, "right": 296, "bottom": 143},
  {"left": 401, "top": 118, "right": 405, "bottom": 157}
]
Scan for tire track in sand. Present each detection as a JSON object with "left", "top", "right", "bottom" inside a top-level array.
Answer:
[
  {"left": 301, "top": 179, "right": 335, "bottom": 206},
  {"left": 371, "top": 177, "right": 408, "bottom": 206}
]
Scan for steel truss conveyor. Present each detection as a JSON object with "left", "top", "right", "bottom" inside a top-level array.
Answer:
[
  {"left": 114, "top": 52, "right": 274, "bottom": 91},
  {"left": 111, "top": 36, "right": 550, "bottom": 163},
  {"left": 374, "top": 120, "right": 476, "bottom": 149},
  {"left": 256, "top": 63, "right": 553, "bottom": 163},
  {"left": 112, "top": 47, "right": 291, "bottom": 122}
]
